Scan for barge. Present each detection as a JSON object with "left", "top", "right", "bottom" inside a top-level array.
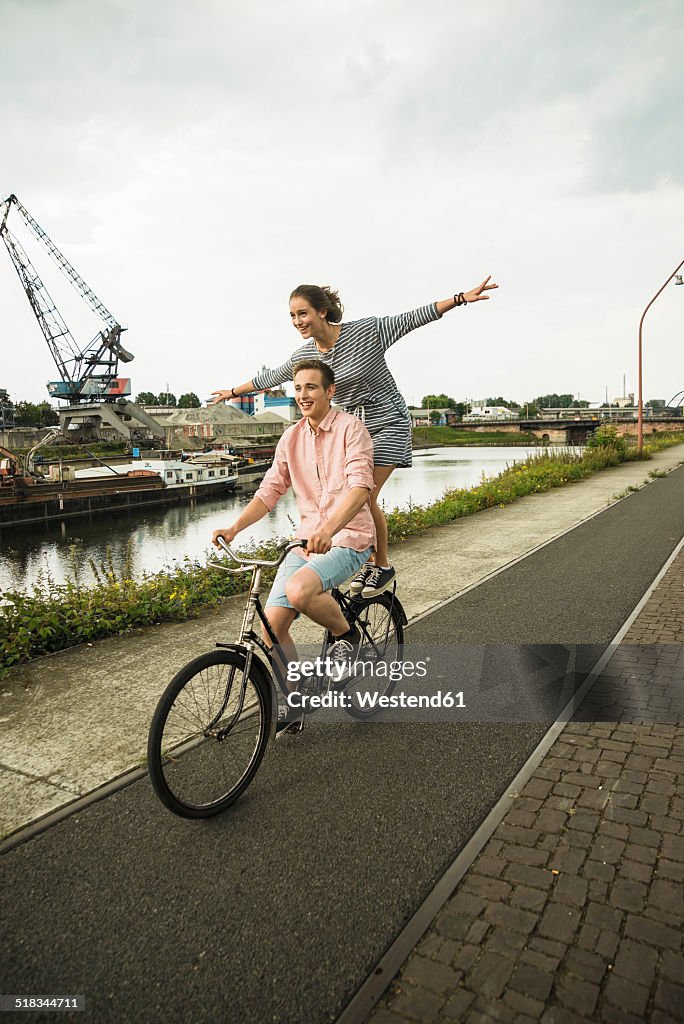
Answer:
[{"left": 0, "top": 457, "right": 238, "bottom": 528}]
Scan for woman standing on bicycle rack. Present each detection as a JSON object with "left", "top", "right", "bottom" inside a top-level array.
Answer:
[{"left": 211, "top": 276, "right": 498, "bottom": 598}]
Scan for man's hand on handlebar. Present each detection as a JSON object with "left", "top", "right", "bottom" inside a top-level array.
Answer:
[
  {"left": 306, "top": 531, "right": 333, "bottom": 555},
  {"left": 212, "top": 526, "right": 239, "bottom": 548}
]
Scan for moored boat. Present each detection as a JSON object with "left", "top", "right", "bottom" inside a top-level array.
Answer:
[{"left": 0, "top": 457, "right": 237, "bottom": 528}]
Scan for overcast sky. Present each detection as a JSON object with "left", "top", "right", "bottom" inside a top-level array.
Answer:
[{"left": 2, "top": 0, "right": 682, "bottom": 409}]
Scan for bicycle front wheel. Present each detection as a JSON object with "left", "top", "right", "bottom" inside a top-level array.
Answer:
[
  {"left": 147, "top": 649, "right": 273, "bottom": 818},
  {"left": 343, "top": 592, "right": 405, "bottom": 720}
]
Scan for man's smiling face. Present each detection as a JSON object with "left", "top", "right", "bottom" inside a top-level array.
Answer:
[{"left": 293, "top": 367, "right": 335, "bottom": 426}]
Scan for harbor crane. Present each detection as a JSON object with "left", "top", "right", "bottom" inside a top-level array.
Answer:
[{"left": 1, "top": 194, "right": 163, "bottom": 441}]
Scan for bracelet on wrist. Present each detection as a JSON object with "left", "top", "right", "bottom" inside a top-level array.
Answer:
[{"left": 453, "top": 292, "right": 468, "bottom": 307}]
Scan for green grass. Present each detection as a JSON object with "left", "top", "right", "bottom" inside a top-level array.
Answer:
[
  {"left": 0, "top": 541, "right": 281, "bottom": 676},
  {"left": 1, "top": 428, "right": 683, "bottom": 676},
  {"left": 15, "top": 441, "right": 130, "bottom": 459},
  {"left": 412, "top": 426, "right": 539, "bottom": 446}
]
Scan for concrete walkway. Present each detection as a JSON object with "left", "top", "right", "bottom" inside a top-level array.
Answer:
[
  {"left": 1, "top": 444, "right": 683, "bottom": 840},
  {"left": 367, "top": 544, "right": 684, "bottom": 1024}
]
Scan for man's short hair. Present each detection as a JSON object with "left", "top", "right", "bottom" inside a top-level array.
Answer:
[{"left": 292, "top": 359, "right": 335, "bottom": 389}]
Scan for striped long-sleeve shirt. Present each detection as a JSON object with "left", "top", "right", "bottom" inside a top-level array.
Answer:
[{"left": 252, "top": 303, "right": 440, "bottom": 467}]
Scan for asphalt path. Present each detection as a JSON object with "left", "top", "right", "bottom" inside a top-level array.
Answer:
[{"left": 1, "top": 467, "right": 683, "bottom": 1024}]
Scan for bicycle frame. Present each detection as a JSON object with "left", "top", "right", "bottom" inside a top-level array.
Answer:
[{"left": 209, "top": 539, "right": 304, "bottom": 734}]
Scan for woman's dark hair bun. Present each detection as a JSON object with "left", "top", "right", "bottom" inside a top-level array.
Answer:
[
  {"left": 320, "top": 286, "right": 343, "bottom": 323},
  {"left": 290, "top": 284, "right": 343, "bottom": 324}
]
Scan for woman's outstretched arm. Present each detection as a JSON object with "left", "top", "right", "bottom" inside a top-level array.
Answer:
[
  {"left": 209, "top": 379, "right": 256, "bottom": 404},
  {"left": 378, "top": 275, "right": 499, "bottom": 351},
  {"left": 210, "top": 350, "right": 299, "bottom": 404},
  {"left": 435, "top": 275, "right": 498, "bottom": 316}
]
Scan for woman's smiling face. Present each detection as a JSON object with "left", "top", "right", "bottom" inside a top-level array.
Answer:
[{"left": 289, "top": 295, "right": 327, "bottom": 339}]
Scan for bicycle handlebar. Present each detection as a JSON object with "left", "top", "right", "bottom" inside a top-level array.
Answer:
[{"left": 211, "top": 536, "right": 308, "bottom": 571}]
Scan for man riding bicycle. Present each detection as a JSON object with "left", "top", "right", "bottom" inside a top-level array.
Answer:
[{"left": 211, "top": 359, "right": 376, "bottom": 681}]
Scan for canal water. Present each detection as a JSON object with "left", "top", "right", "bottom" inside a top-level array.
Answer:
[{"left": 0, "top": 446, "right": 547, "bottom": 592}]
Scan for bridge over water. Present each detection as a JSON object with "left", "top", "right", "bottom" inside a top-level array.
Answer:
[{"left": 462, "top": 411, "right": 683, "bottom": 444}]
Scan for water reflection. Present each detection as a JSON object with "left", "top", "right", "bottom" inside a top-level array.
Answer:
[{"left": 0, "top": 447, "right": 547, "bottom": 591}]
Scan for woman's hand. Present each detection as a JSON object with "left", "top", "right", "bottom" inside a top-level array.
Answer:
[
  {"left": 209, "top": 389, "right": 234, "bottom": 405},
  {"left": 463, "top": 276, "right": 498, "bottom": 303},
  {"left": 436, "top": 278, "right": 499, "bottom": 315}
]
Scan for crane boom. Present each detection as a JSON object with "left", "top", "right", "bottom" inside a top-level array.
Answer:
[
  {"left": 7, "top": 195, "right": 120, "bottom": 328},
  {"left": 0, "top": 194, "right": 133, "bottom": 403}
]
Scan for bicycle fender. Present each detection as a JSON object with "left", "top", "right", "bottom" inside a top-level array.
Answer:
[
  {"left": 213, "top": 643, "right": 273, "bottom": 687},
  {"left": 369, "top": 591, "right": 408, "bottom": 627},
  {"left": 392, "top": 596, "right": 409, "bottom": 627}
]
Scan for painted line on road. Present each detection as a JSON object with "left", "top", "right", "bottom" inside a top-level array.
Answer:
[{"left": 336, "top": 531, "right": 684, "bottom": 1024}]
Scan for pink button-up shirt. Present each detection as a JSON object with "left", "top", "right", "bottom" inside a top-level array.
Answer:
[{"left": 255, "top": 408, "right": 376, "bottom": 554}]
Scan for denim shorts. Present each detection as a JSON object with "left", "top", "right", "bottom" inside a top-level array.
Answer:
[{"left": 266, "top": 545, "right": 373, "bottom": 611}]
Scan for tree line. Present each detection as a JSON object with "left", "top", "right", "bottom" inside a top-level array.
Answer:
[
  {"left": 135, "top": 392, "right": 201, "bottom": 408},
  {"left": 419, "top": 393, "right": 623, "bottom": 419},
  {"left": 0, "top": 388, "right": 202, "bottom": 427},
  {"left": 0, "top": 389, "right": 58, "bottom": 427}
]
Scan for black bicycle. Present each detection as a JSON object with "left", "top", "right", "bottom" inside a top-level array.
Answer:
[{"left": 147, "top": 538, "right": 407, "bottom": 819}]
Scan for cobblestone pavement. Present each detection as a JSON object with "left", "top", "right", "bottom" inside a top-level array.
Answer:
[{"left": 368, "top": 547, "right": 684, "bottom": 1024}]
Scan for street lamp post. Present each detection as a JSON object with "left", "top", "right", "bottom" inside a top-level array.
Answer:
[{"left": 637, "top": 259, "right": 684, "bottom": 455}]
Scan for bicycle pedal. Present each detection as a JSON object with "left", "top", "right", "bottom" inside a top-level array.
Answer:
[{"left": 280, "top": 718, "right": 304, "bottom": 735}]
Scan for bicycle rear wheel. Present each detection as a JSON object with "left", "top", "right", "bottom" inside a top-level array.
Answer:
[
  {"left": 147, "top": 649, "right": 273, "bottom": 818},
  {"left": 343, "top": 592, "right": 405, "bottom": 720}
]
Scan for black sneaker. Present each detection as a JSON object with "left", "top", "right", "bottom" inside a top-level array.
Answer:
[
  {"left": 361, "top": 565, "right": 396, "bottom": 598},
  {"left": 277, "top": 701, "right": 303, "bottom": 733},
  {"left": 327, "top": 625, "right": 362, "bottom": 683},
  {"left": 349, "top": 562, "right": 374, "bottom": 595}
]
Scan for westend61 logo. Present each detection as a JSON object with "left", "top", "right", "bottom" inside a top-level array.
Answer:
[{"left": 286, "top": 656, "right": 429, "bottom": 686}]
